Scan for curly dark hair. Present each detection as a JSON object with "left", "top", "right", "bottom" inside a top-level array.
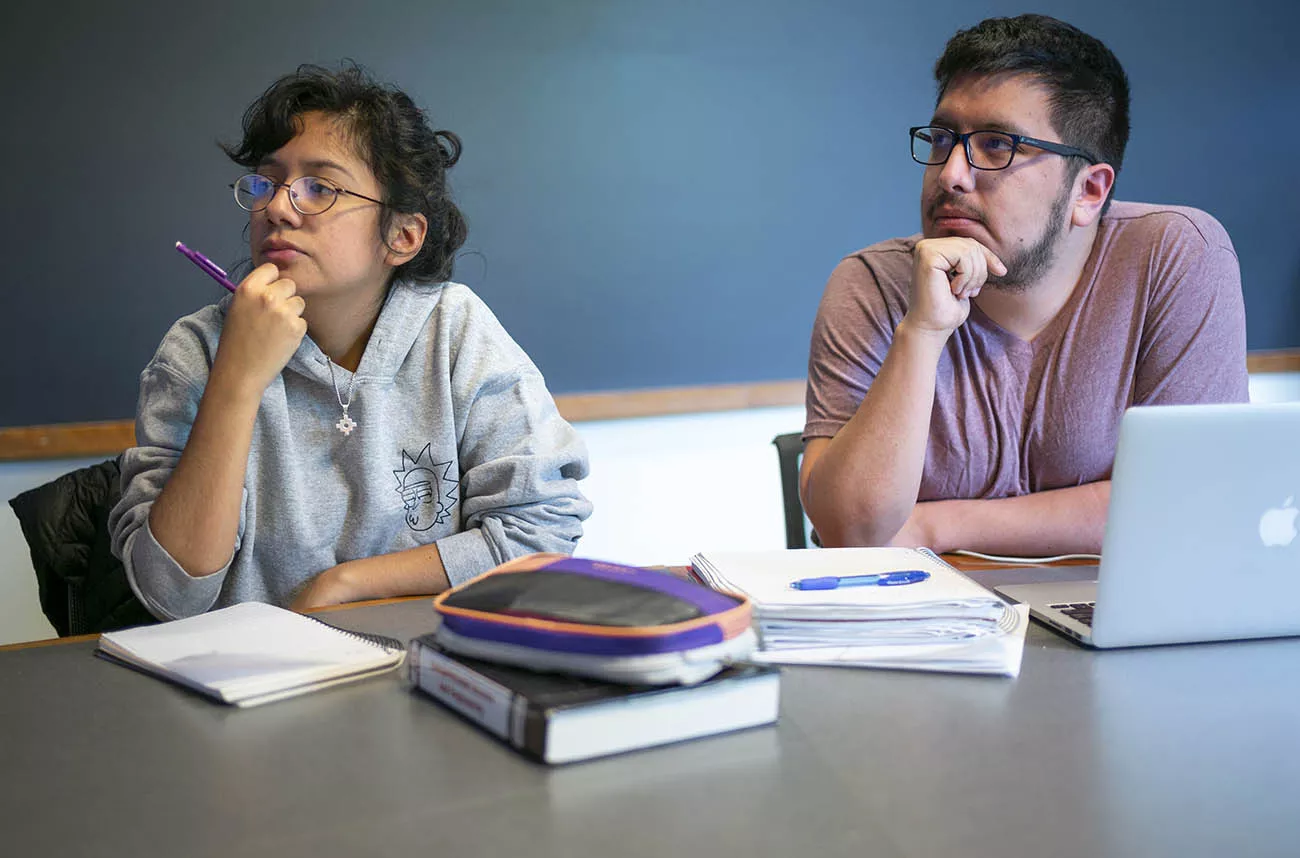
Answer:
[
  {"left": 222, "top": 62, "right": 467, "bottom": 284},
  {"left": 935, "top": 14, "right": 1130, "bottom": 208}
]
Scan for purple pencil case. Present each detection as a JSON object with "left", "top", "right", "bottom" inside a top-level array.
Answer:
[{"left": 429, "top": 554, "right": 757, "bottom": 685}]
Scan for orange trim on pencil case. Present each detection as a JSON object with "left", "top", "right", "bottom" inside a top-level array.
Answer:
[
  {"left": 433, "top": 598, "right": 754, "bottom": 639},
  {"left": 432, "top": 569, "right": 754, "bottom": 640}
]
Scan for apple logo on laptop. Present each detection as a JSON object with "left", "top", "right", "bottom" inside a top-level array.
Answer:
[{"left": 1259, "top": 497, "right": 1298, "bottom": 548}]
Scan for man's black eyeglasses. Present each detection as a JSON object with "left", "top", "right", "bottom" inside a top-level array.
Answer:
[{"left": 909, "top": 126, "right": 1099, "bottom": 171}]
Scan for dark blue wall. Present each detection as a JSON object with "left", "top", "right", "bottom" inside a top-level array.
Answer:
[{"left": 2, "top": 0, "right": 1296, "bottom": 425}]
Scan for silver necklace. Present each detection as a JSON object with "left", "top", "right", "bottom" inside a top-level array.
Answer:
[{"left": 326, "top": 359, "right": 358, "bottom": 435}]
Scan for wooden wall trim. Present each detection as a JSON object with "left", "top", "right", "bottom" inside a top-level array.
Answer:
[
  {"left": 0, "top": 380, "right": 807, "bottom": 462},
  {"left": 556, "top": 379, "right": 804, "bottom": 422},
  {"left": 0, "top": 421, "right": 137, "bottom": 463},
  {"left": 1246, "top": 349, "right": 1300, "bottom": 375},
  {"left": 4, "top": 350, "right": 1299, "bottom": 463}
]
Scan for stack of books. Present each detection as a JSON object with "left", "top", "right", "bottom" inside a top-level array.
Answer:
[
  {"left": 407, "top": 636, "right": 780, "bottom": 764},
  {"left": 690, "top": 547, "right": 1029, "bottom": 676}
]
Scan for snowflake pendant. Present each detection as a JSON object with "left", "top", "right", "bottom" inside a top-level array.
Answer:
[{"left": 336, "top": 411, "right": 357, "bottom": 435}]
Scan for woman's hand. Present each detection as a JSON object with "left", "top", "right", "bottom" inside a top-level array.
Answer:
[
  {"left": 290, "top": 563, "right": 358, "bottom": 612},
  {"left": 211, "top": 263, "right": 308, "bottom": 399}
]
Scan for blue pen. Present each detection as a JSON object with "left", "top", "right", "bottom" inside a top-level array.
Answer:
[
  {"left": 790, "top": 570, "right": 931, "bottom": 591},
  {"left": 175, "top": 241, "right": 238, "bottom": 292}
]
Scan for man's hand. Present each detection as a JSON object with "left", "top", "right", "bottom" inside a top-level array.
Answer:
[
  {"left": 908, "top": 237, "right": 1007, "bottom": 335},
  {"left": 212, "top": 263, "right": 308, "bottom": 399},
  {"left": 882, "top": 483, "right": 1111, "bottom": 558},
  {"left": 886, "top": 503, "right": 935, "bottom": 551}
]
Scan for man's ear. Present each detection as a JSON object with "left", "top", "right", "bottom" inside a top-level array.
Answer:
[
  {"left": 1071, "top": 163, "right": 1116, "bottom": 228},
  {"left": 383, "top": 212, "right": 429, "bottom": 267}
]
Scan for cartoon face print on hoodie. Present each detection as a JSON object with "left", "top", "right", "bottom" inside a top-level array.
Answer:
[{"left": 394, "top": 444, "right": 459, "bottom": 532}]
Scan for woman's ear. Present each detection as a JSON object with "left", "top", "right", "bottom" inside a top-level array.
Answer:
[{"left": 383, "top": 212, "right": 428, "bottom": 267}]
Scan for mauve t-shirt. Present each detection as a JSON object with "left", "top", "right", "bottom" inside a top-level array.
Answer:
[{"left": 804, "top": 201, "right": 1249, "bottom": 500}]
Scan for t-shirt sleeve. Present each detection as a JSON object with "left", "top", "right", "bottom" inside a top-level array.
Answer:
[
  {"left": 804, "top": 253, "right": 907, "bottom": 439},
  {"left": 1132, "top": 215, "right": 1250, "bottom": 406}
]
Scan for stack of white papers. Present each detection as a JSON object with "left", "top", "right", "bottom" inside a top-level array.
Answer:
[{"left": 690, "top": 547, "right": 1029, "bottom": 677}]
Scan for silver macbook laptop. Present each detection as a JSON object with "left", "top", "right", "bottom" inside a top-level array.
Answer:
[{"left": 995, "top": 402, "right": 1300, "bottom": 648}]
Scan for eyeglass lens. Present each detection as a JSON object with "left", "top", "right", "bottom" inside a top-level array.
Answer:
[
  {"left": 233, "top": 175, "right": 338, "bottom": 214},
  {"left": 912, "top": 128, "right": 1018, "bottom": 170}
]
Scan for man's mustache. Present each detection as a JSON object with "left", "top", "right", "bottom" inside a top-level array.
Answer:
[{"left": 927, "top": 192, "right": 984, "bottom": 222}]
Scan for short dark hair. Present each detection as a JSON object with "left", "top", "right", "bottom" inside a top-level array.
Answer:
[
  {"left": 935, "top": 15, "right": 1129, "bottom": 200},
  {"left": 222, "top": 62, "right": 467, "bottom": 284}
]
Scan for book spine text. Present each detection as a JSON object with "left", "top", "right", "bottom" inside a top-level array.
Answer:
[{"left": 412, "top": 643, "right": 518, "bottom": 745}]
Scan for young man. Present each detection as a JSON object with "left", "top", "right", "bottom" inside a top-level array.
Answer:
[{"left": 800, "top": 14, "right": 1248, "bottom": 555}]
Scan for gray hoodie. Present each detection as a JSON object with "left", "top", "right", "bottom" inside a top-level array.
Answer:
[{"left": 109, "top": 281, "right": 591, "bottom": 620}]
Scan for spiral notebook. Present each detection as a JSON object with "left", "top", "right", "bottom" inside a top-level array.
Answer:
[{"left": 96, "top": 601, "right": 406, "bottom": 707}]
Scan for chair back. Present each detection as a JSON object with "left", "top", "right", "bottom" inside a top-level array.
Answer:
[
  {"left": 771, "top": 432, "right": 809, "bottom": 549},
  {"left": 9, "top": 457, "right": 156, "bottom": 635}
]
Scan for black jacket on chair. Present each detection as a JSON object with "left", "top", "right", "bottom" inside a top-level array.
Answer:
[{"left": 8, "top": 457, "right": 156, "bottom": 636}]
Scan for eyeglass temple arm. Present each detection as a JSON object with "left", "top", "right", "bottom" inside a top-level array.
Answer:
[{"left": 1019, "top": 134, "right": 1100, "bottom": 165}]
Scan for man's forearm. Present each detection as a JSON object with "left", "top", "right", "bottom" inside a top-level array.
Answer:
[
  {"left": 803, "top": 321, "right": 948, "bottom": 546},
  {"left": 898, "top": 481, "right": 1111, "bottom": 556}
]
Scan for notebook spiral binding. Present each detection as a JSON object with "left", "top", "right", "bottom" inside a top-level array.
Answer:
[{"left": 305, "top": 614, "right": 406, "bottom": 654}]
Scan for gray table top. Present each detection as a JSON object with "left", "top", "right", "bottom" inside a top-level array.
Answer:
[{"left": 3, "top": 566, "right": 1298, "bottom": 858}]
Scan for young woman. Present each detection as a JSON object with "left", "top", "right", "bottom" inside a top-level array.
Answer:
[{"left": 110, "top": 64, "right": 591, "bottom": 619}]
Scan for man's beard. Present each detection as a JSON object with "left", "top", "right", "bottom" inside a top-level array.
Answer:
[
  {"left": 984, "top": 185, "right": 1071, "bottom": 294},
  {"left": 925, "top": 183, "right": 1072, "bottom": 294}
]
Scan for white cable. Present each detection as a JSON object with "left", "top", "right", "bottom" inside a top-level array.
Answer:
[{"left": 951, "top": 549, "right": 1101, "bottom": 564}]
